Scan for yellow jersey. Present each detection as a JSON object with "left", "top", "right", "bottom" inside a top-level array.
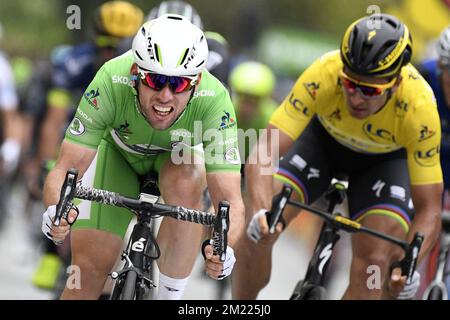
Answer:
[{"left": 270, "top": 50, "right": 442, "bottom": 185}]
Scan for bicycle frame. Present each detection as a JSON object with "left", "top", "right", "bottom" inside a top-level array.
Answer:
[{"left": 268, "top": 183, "right": 424, "bottom": 300}]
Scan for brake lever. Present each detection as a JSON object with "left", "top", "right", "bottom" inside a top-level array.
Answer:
[
  {"left": 212, "top": 201, "right": 230, "bottom": 262},
  {"left": 54, "top": 168, "right": 79, "bottom": 226},
  {"left": 267, "top": 185, "right": 293, "bottom": 234},
  {"left": 400, "top": 232, "right": 424, "bottom": 283}
]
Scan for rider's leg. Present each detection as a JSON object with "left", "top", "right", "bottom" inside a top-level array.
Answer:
[
  {"left": 155, "top": 153, "right": 208, "bottom": 299},
  {"left": 61, "top": 229, "right": 123, "bottom": 299},
  {"left": 342, "top": 215, "right": 407, "bottom": 299},
  {"left": 342, "top": 157, "right": 412, "bottom": 300},
  {"left": 61, "top": 140, "right": 138, "bottom": 299}
]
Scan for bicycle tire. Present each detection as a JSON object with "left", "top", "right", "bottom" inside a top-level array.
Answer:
[
  {"left": 110, "top": 276, "right": 123, "bottom": 300},
  {"left": 303, "top": 285, "right": 327, "bottom": 300},
  {"left": 424, "top": 286, "right": 447, "bottom": 300},
  {"left": 290, "top": 280, "right": 327, "bottom": 300},
  {"left": 121, "top": 270, "right": 138, "bottom": 300}
]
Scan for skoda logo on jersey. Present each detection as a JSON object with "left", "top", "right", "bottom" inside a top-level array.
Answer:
[
  {"left": 363, "top": 122, "right": 395, "bottom": 143},
  {"left": 69, "top": 117, "right": 85, "bottom": 136},
  {"left": 414, "top": 146, "right": 440, "bottom": 167}
]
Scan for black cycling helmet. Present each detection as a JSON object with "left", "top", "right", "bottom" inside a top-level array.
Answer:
[
  {"left": 340, "top": 14, "right": 413, "bottom": 77},
  {"left": 147, "top": 1, "right": 203, "bottom": 30}
]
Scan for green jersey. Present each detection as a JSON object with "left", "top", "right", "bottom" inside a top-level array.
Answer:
[{"left": 65, "top": 51, "right": 240, "bottom": 174}]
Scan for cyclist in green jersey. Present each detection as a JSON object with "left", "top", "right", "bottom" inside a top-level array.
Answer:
[{"left": 40, "top": 14, "right": 244, "bottom": 300}]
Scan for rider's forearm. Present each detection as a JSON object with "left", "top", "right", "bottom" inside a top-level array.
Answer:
[
  {"left": 227, "top": 198, "right": 245, "bottom": 248},
  {"left": 245, "top": 133, "right": 277, "bottom": 213},
  {"left": 43, "top": 167, "right": 69, "bottom": 208},
  {"left": 408, "top": 208, "right": 441, "bottom": 264},
  {"left": 245, "top": 161, "right": 274, "bottom": 212}
]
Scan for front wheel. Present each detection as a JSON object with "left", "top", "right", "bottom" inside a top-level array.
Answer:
[
  {"left": 423, "top": 284, "right": 448, "bottom": 300},
  {"left": 290, "top": 280, "right": 327, "bottom": 300}
]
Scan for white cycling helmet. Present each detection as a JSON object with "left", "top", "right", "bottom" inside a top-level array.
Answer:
[
  {"left": 438, "top": 25, "right": 450, "bottom": 63},
  {"left": 132, "top": 14, "right": 208, "bottom": 79}
]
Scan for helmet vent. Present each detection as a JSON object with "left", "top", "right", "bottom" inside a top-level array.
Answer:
[
  {"left": 385, "top": 18, "right": 397, "bottom": 29},
  {"left": 178, "top": 48, "right": 189, "bottom": 66},
  {"left": 167, "top": 15, "right": 183, "bottom": 20},
  {"left": 195, "top": 60, "right": 205, "bottom": 68},
  {"left": 135, "top": 50, "right": 144, "bottom": 61},
  {"left": 154, "top": 43, "right": 161, "bottom": 63}
]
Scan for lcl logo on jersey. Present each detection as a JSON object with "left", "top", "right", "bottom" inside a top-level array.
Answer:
[
  {"left": 363, "top": 122, "right": 395, "bottom": 143},
  {"left": 288, "top": 93, "right": 310, "bottom": 116},
  {"left": 414, "top": 146, "right": 440, "bottom": 167}
]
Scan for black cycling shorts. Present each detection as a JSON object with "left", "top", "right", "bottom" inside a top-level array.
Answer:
[{"left": 275, "top": 117, "right": 414, "bottom": 232}]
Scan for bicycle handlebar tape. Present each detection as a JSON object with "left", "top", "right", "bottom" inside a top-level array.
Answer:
[
  {"left": 54, "top": 168, "right": 79, "bottom": 226},
  {"left": 402, "top": 232, "right": 424, "bottom": 283},
  {"left": 213, "top": 201, "right": 230, "bottom": 262},
  {"left": 268, "top": 185, "right": 293, "bottom": 234}
]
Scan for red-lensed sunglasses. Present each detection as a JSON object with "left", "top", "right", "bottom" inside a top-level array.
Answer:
[
  {"left": 140, "top": 72, "right": 196, "bottom": 93},
  {"left": 339, "top": 69, "right": 397, "bottom": 98}
]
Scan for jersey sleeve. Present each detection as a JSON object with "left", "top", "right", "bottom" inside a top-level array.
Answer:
[
  {"left": 404, "top": 89, "right": 443, "bottom": 185},
  {"left": 64, "top": 66, "right": 115, "bottom": 149},
  {"left": 269, "top": 56, "right": 324, "bottom": 140},
  {"left": 200, "top": 86, "right": 241, "bottom": 174}
]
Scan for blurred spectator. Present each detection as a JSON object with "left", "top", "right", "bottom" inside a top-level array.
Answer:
[
  {"left": 229, "top": 61, "right": 277, "bottom": 161},
  {"left": 0, "top": 49, "right": 22, "bottom": 229}
]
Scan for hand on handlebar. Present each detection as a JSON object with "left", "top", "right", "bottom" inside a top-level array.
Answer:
[
  {"left": 202, "top": 239, "right": 236, "bottom": 280},
  {"left": 247, "top": 209, "right": 284, "bottom": 244},
  {"left": 388, "top": 267, "right": 420, "bottom": 299},
  {"left": 41, "top": 204, "right": 79, "bottom": 245}
]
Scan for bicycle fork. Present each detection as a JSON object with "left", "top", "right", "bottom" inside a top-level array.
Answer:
[
  {"left": 111, "top": 221, "right": 156, "bottom": 299},
  {"left": 290, "top": 223, "right": 341, "bottom": 300}
]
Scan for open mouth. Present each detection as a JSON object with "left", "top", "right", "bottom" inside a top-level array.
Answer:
[
  {"left": 350, "top": 106, "right": 366, "bottom": 112},
  {"left": 153, "top": 105, "right": 174, "bottom": 117}
]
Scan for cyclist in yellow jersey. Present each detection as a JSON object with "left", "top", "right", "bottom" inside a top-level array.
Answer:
[{"left": 233, "top": 14, "right": 443, "bottom": 300}]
